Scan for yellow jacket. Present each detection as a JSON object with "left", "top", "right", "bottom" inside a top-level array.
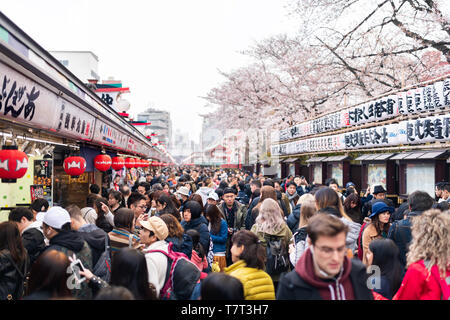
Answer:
[{"left": 224, "top": 260, "right": 275, "bottom": 300}]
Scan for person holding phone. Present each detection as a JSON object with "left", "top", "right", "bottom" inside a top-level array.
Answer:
[{"left": 42, "top": 207, "right": 94, "bottom": 300}]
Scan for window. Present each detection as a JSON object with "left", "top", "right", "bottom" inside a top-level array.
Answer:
[
  {"left": 313, "top": 165, "right": 322, "bottom": 184},
  {"left": 368, "top": 164, "right": 387, "bottom": 193},
  {"left": 331, "top": 163, "right": 343, "bottom": 187},
  {"left": 406, "top": 163, "right": 435, "bottom": 197}
]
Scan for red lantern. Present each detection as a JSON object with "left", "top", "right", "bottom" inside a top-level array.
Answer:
[
  {"left": 111, "top": 157, "right": 125, "bottom": 171},
  {"left": 63, "top": 156, "right": 86, "bottom": 177},
  {"left": 0, "top": 146, "right": 29, "bottom": 183},
  {"left": 143, "top": 160, "right": 149, "bottom": 167},
  {"left": 94, "top": 154, "right": 112, "bottom": 171},
  {"left": 124, "top": 157, "right": 135, "bottom": 169},
  {"left": 134, "top": 159, "right": 142, "bottom": 168}
]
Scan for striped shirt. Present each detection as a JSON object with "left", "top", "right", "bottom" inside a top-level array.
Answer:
[{"left": 108, "top": 228, "right": 140, "bottom": 255}]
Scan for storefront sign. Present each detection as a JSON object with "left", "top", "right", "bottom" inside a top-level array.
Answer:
[
  {"left": 92, "top": 120, "right": 128, "bottom": 150},
  {"left": 53, "top": 97, "right": 95, "bottom": 141},
  {"left": 33, "top": 159, "right": 52, "bottom": 206},
  {"left": 30, "top": 184, "right": 44, "bottom": 202}
]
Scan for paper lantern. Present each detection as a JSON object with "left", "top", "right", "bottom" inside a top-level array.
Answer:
[
  {"left": 124, "top": 157, "right": 135, "bottom": 169},
  {"left": 94, "top": 154, "right": 112, "bottom": 171},
  {"left": 111, "top": 157, "right": 125, "bottom": 171},
  {"left": 0, "top": 145, "right": 29, "bottom": 183},
  {"left": 63, "top": 156, "right": 86, "bottom": 177},
  {"left": 135, "top": 159, "right": 142, "bottom": 168}
]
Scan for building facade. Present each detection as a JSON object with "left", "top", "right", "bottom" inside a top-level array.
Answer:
[{"left": 136, "top": 108, "right": 172, "bottom": 150}]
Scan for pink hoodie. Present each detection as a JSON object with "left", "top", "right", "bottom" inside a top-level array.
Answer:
[{"left": 190, "top": 250, "right": 208, "bottom": 272}]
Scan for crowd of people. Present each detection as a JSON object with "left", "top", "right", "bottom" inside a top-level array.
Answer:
[{"left": 0, "top": 167, "right": 449, "bottom": 300}]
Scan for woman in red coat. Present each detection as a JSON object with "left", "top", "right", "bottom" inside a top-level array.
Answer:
[{"left": 393, "top": 209, "right": 450, "bottom": 300}]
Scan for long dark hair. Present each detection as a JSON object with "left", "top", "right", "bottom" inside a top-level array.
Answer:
[
  {"left": 371, "top": 213, "right": 390, "bottom": 236},
  {"left": 231, "top": 230, "right": 266, "bottom": 269},
  {"left": 204, "top": 204, "right": 222, "bottom": 234},
  {"left": 369, "top": 239, "right": 403, "bottom": 297},
  {"left": 0, "top": 221, "right": 27, "bottom": 265},
  {"left": 95, "top": 198, "right": 112, "bottom": 230},
  {"left": 186, "top": 229, "right": 205, "bottom": 259},
  {"left": 157, "top": 194, "right": 181, "bottom": 221},
  {"left": 27, "top": 250, "right": 71, "bottom": 298},
  {"left": 110, "top": 248, "right": 157, "bottom": 300}
]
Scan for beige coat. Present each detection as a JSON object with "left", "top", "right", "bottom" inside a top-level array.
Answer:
[{"left": 362, "top": 223, "right": 382, "bottom": 265}]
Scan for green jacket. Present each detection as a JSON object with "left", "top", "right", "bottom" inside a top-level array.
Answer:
[{"left": 218, "top": 201, "right": 247, "bottom": 231}]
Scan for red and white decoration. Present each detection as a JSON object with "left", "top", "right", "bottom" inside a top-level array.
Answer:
[
  {"left": 0, "top": 146, "right": 29, "bottom": 183},
  {"left": 63, "top": 156, "right": 86, "bottom": 177},
  {"left": 111, "top": 156, "right": 125, "bottom": 171},
  {"left": 124, "top": 157, "right": 135, "bottom": 169},
  {"left": 94, "top": 154, "right": 112, "bottom": 171}
]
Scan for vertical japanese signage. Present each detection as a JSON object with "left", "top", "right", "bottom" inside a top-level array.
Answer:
[{"left": 33, "top": 159, "right": 53, "bottom": 206}]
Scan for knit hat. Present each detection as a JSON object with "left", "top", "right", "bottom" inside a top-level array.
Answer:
[
  {"left": 43, "top": 206, "right": 71, "bottom": 229},
  {"left": 140, "top": 216, "right": 169, "bottom": 240},
  {"left": 369, "top": 201, "right": 394, "bottom": 218}
]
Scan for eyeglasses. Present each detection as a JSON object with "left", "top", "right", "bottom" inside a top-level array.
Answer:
[{"left": 315, "top": 245, "right": 347, "bottom": 256}]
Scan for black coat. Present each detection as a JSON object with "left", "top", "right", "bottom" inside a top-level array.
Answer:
[
  {"left": 276, "top": 258, "right": 374, "bottom": 300},
  {"left": 0, "top": 250, "right": 28, "bottom": 300},
  {"left": 22, "top": 228, "right": 46, "bottom": 266}
]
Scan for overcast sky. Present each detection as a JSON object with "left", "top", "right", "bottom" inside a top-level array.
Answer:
[{"left": 1, "top": 0, "right": 300, "bottom": 146}]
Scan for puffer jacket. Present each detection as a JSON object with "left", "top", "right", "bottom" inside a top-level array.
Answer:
[
  {"left": 340, "top": 217, "right": 361, "bottom": 252},
  {"left": 287, "top": 204, "right": 301, "bottom": 232},
  {"left": 224, "top": 260, "right": 275, "bottom": 300},
  {"left": 181, "top": 217, "right": 211, "bottom": 255},
  {"left": 0, "top": 250, "right": 28, "bottom": 300}
]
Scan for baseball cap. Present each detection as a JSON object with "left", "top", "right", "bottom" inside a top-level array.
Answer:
[
  {"left": 140, "top": 216, "right": 169, "bottom": 240},
  {"left": 43, "top": 206, "right": 71, "bottom": 229},
  {"left": 207, "top": 192, "right": 219, "bottom": 201}
]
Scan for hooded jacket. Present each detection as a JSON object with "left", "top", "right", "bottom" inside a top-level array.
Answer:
[
  {"left": 78, "top": 224, "right": 109, "bottom": 267},
  {"left": 166, "top": 234, "right": 193, "bottom": 259},
  {"left": 340, "top": 217, "right": 361, "bottom": 252},
  {"left": 195, "top": 187, "right": 214, "bottom": 206},
  {"left": 277, "top": 248, "right": 373, "bottom": 300},
  {"left": 46, "top": 230, "right": 93, "bottom": 300},
  {"left": 181, "top": 217, "right": 211, "bottom": 255},
  {"left": 287, "top": 204, "right": 301, "bottom": 232}
]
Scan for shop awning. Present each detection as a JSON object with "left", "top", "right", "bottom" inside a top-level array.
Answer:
[
  {"left": 355, "top": 154, "right": 372, "bottom": 161},
  {"left": 281, "top": 157, "right": 298, "bottom": 163},
  {"left": 306, "top": 156, "right": 328, "bottom": 163},
  {"left": 403, "top": 152, "right": 427, "bottom": 159},
  {"left": 357, "top": 153, "right": 395, "bottom": 161},
  {"left": 418, "top": 150, "right": 448, "bottom": 159},
  {"left": 323, "top": 155, "right": 351, "bottom": 162},
  {"left": 390, "top": 152, "right": 413, "bottom": 160}
]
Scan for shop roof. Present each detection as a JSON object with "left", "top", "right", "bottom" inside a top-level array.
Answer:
[
  {"left": 390, "top": 152, "right": 413, "bottom": 160},
  {"left": 355, "top": 154, "right": 372, "bottom": 160},
  {"left": 282, "top": 157, "right": 299, "bottom": 163},
  {"left": 403, "top": 152, "right": 427, "bottom": 159},
  {"left": 323, "top": 155, "right": 350, "bottom": 162},
  {"left": 418, "top": 150, "right": 447, "bottom": 159},
  {"left": 306, "top": 156, "right": 328, "bottom": 163},
  {"left": 374, "top": 153, "right": 396, "bottom": 160}
]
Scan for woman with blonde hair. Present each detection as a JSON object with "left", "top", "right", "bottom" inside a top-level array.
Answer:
[
  {"left": 250, "top": 198, "right": 292, "bottom": 288},
  {"left": 393, "top": 209, "right": 450, "bottom": 300},
  {"left": 251, "top": 186, "right": 283, "bottom": 223}
]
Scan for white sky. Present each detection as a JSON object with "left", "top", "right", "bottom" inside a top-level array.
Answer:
[{"left": 0, "top": 0, "right": 300, "bottom": 146}]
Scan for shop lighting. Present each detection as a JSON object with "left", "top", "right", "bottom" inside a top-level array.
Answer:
[{"left": 0, "top": 132, "right": 79, "bottom": 149}]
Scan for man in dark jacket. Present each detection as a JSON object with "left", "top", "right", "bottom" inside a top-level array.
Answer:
[
  {"left": 388, "top": 190, "right": 434, "bottom": 268},
  {"left": 277, "top": 213, "right": 373, "bottom": 300},
  {"left": 236, "top": 181, "right": 250, "bottom": 206},
  {"left": 66, "top": 204, "right": 109, "bottom": 268},
  {"left": 42, "top": 207, "right": 93, "bottom": 300},
  {"left": 361, "top": 185, "right": 394, "bottom": 219},
  {"left": 8, "top": 207, "right": 46, "bottom": 266}
]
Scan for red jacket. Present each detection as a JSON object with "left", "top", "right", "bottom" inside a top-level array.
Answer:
[{"left": 393, "top": 260, "right": 450, "bottom": 300}]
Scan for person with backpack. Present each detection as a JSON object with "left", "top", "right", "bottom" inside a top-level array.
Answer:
[
  {"left": 250, "top": 198, "right": 292, "bottom": 289},
  {"left": 186, "top": 229, "right": 208, "bottom": 275},
  {"left": 393, "top": 209, "right": 450, "bottom": 300},
  {"left": 140, "top": 216, "right": 200, "bottom": 300},
  {"left": 0, "top": 222, "right": 29, "bottom": 300},
  {"left": 224, "top": 230, "right": 275, "bottom": 300},
  {"left": 42, "top": 207, "right": 93, "bottom": 300},
  {"left": 67, "top": 205, "right": 111, "bottom": 283}
]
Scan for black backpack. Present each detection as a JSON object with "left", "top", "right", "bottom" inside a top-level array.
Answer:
[
  {"left": 92, "top": 233, "right": 111, "bottom": 282},
  {"left": 264, "top": 234, "right": 290, "bottom": 276}
]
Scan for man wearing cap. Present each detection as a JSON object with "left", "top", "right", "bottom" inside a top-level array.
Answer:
[
  {"left": 42, "top": 206, "right": 93, "bottom": 299},
  {"left": 140, "top": 216, "right": 170, "bottom": 297},
  {"left": 176, "top": 186, "right": 190, "bottom": 213},
  {"left": 361, "top": 202, "right": 394, "bottom": 265},
  {"left": 206, "top": 192, "right": 219, "bottom": 207},
  {"left": 361, "top": 185, "right": 394, "bottom": 220}
]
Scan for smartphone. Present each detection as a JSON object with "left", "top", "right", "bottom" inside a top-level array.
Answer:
[{"left": 70, "top": 258, "right": 86, "bottom": 283}]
